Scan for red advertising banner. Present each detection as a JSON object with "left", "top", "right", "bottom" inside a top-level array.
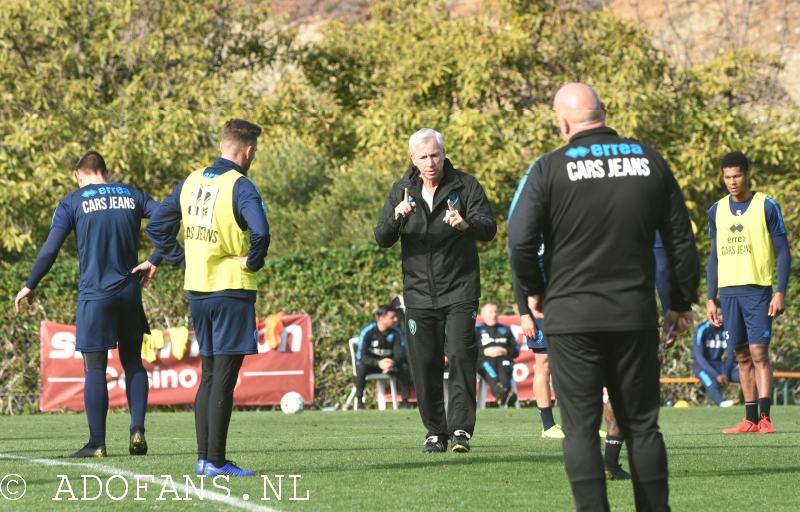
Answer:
[{"left": 39, "top": 314, "right": 313, "bottom": 412}]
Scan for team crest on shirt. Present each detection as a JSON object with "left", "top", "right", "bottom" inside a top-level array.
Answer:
[{"left": 447, "top": 191, "right": 459, "bottom": 206}]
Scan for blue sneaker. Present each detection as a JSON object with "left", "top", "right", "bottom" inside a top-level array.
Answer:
[
  {"left": 196, "top": 459, "right": 208, "bottom": 475},
  {"left": 205, "top": 461, "right": 255, "bottom": 477}
]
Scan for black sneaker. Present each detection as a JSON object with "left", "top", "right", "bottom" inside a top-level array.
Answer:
[
  {"left": 130, "top": 427, "right": 148, "bottom": 455},
  {"left": 70, "top": 443, "right": 107, "bottom": 458},
  {"left": 399, "top": 402, "right": 410, "bottom": 409},
  {"left": 451, "top": 430, "right": 471, "bottom": 453},
  {"left": 494, "top": 383, "right": 506, "bottom": 407},
  {"left": 605, "top": 465, "right": 632, "bottom": 480},
  {"left": 505, "top": 391, "right": 517, "bottom": 409},
  {"left": 355, "top": 399, "right": 366, "bottom": 410},
  {"left": 421, "top": 436, "right": 447, "bottom": 453}
]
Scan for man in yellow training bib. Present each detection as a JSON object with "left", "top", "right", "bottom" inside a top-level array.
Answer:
[
  {"left": 147, "top": 119, "right": 270, "bottom": 476},
  {"left": 706, "top": 151, "right": 790, "bottom": 435}
]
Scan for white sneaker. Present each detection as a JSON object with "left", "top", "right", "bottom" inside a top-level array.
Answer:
[{"left": 720, "top": 400, "right": 734, "bottom": 407}]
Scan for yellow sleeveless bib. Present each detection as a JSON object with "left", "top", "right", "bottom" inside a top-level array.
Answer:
[
  {"left": 715, "top": 192, "right": 774, "bottom": 288},
  {"left": 179, "top": 169, "right": 257, "bottom": 292}
]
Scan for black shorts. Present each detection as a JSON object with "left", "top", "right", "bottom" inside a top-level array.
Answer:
[
  {"left": 189, "top": 296, "right": 258, "bottom": 357},
  {"left": 526, "top": 317, "right": 548, "bottom": 354},
  {"left": 76, "top": 277, "right": 150, "bottom": 352}
]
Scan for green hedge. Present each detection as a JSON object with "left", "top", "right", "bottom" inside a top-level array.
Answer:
[{"left": 2, "top": 245, "right": 798, "bottom": 413}]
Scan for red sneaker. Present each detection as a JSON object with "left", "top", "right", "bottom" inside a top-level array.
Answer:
[
  {"left": 722, "top": 418, "right": 759, "bottom": 434},
  {"left": 758, "top": 413, "right": 776, "bottom": 434}
]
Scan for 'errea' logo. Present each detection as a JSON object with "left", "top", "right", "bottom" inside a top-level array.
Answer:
[
  {"left": 729, "top": 223, "right": 744, "bottom": 234},
  {"left": 81, "top": 187, "right": 131, "bottom": 197},
  {"left": 565, "top": 146, "right": 591, "bottom": 158}
]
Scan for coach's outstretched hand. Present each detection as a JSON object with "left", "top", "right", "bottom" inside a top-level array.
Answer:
[
  {"left": 443, "top": 200, "right": 469, "bottom": 231},
  {"left": 14, "top": 286, "right": 35, "bottom": 313},
  {"left": 768, "top": 292, "right": 786, "bottom": 318},
  {"left": 131, "top": 261, "right": 158, "bottom": 288},
  {"left": 394, "top": 188, "right": 416, "bottom": 220},
  {"left": 661, "top": 310, "right": 693, "bottom": 348}
]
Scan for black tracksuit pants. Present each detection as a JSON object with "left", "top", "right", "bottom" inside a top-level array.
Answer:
[
  {"left": 405, "top": 300, "right": 479, "bottom": 440},
  {"left": 195, "top": 354, "right": 245, "bottom": 467},
  {"left": 477, "top": 355, "right": 513, "bottom": 399},
  {"left": 548, "top": 330, "right": 669, "bottom": 512},
  {"left": 355, "top": 361, "right": 411, "bottom": 402}
]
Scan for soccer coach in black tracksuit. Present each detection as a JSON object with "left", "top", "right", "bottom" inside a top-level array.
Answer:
[
  {"left": 508, "top": 84, "right": 699, "bottom": 512},
  {"left": 375, "top": 128, "right": 496, "bottom": 454}
]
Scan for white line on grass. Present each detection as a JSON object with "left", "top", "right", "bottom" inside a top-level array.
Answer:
[{"left": 0, "top": 453, "right": 278, "bottom": 511}]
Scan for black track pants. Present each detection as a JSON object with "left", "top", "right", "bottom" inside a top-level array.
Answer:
[
  {"left": 405, "top": 300, "right": 479, "bottom": 439},
  {"left": 195, "top": 354, "right": 245, "bottom": 466},
  {"left": 548, "top": 330, "right": 669, "bottom": 512},
  {"left": 476, "top": 355, "right": 513, "bottom": 398}
]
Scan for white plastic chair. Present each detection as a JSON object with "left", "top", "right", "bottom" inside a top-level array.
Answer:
[{"left": 345, "top": 337, "right": 398, "bottom": 410}]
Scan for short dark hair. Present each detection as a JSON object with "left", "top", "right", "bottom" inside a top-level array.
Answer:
[
  {"left": 721, "top": 151, "right": 749, "bottom": 174},
  {"left": 221, "top": 119, "right": 262, "bottom": 148},
  {"left": 75, "top": 151, "right": 107, "bottom": 175},
  {"left": 481, "top": 301, "right": 499, "bottom": 309},
  {"left": 374, "top": 305, "right": 395, "bottom": 318}
]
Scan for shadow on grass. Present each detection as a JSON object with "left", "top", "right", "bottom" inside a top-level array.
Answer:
[
  {"left": 671, "top": 466, "right": 800, "bottom": 478},
  {"left": 293, "top": 454, "right": 565, "bottom": 474}
]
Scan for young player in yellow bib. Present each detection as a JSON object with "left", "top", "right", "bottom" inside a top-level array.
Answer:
[
  {"left": 706, "top": 152, "right": 790, "bottom": 434},
  {"left": 147, "top": 119, "right": 270, "bottom": 476}
]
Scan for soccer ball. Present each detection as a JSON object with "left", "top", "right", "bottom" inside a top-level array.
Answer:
[{"left": 280, "top": 392, "right": 305, "bottom": 414}]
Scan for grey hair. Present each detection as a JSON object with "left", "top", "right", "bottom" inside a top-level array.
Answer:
[{"left": 409, "top": 128, "right": 444, "bottom": 155}]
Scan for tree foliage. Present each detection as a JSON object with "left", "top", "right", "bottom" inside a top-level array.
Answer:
[
  {"left": 258, "top": 0, "right": 800, "bottom": 255},
  {"left": 0, "top": 0, "right": 286, "bottom": 253}
]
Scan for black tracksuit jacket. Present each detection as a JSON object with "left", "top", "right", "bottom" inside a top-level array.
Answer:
[
  {"left": 374, "top": 159, "right": 497, "bottom": 309},
  {"left": 508, "top": 126, "right": 700, "bottom": 335}
]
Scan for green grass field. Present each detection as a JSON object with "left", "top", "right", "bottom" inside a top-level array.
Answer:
[{"left": 0, "top": 407, "right": 799, "bottom": 511}]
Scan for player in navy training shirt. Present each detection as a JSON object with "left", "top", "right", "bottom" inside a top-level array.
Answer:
[
  {"left": 693, "top": 313, "right": 739, "bottom": 406},
  {"left": 354, "top": 305, "right": 410, "bottom": 409},
  {"left": 14, "top": 151, "right": 161, "bottom": 458},
  {"left": 475, "top": 301, "right": 519, "bottom": 408}
]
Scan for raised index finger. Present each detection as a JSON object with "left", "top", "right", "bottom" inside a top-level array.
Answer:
[
  {"left": 404, "top": 188, "right": 409, "bottom": 203},
  {"left": 447, "top": 199, "right": 455, "bottom": 212}
]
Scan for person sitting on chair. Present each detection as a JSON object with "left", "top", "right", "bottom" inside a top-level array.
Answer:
[
  {"left": 355, "top": 305, "right": 411, "bottom": 409},
  {"left": 694, "top": 303, "right": 740, "bottom": 406},
  {"left": 475, "top": 301, "right": 519, "bottom": 408}
]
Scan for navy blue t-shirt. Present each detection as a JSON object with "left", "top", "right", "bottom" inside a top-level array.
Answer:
[
  {"left": 708, "top": 193, "right": 787, "bottom": 297},
  {"left": 692, "top": 320, "right": 730, "bottom": 378},
  {"left": 49, "top": 183, "right": 160, "bottom": 300}
]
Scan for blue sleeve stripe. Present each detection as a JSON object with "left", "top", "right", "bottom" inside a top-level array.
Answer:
[
  {"left": 694, "top": 322, "right": 708, "bottom": 346},
  {"left": 765, "top": 197, "right": 786, "bottom": 235},
  {"left": 356, "top": 323, "right": 375, "bottom": 365},
  {"left": 708, "top": 202, "right": 719, "bottom": 239},
  {"left": 507, "top": 161, "right": 536, "bottom": 221},
  {"left": 393, "top": 327, "right": 406, "bottom": 353}
]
